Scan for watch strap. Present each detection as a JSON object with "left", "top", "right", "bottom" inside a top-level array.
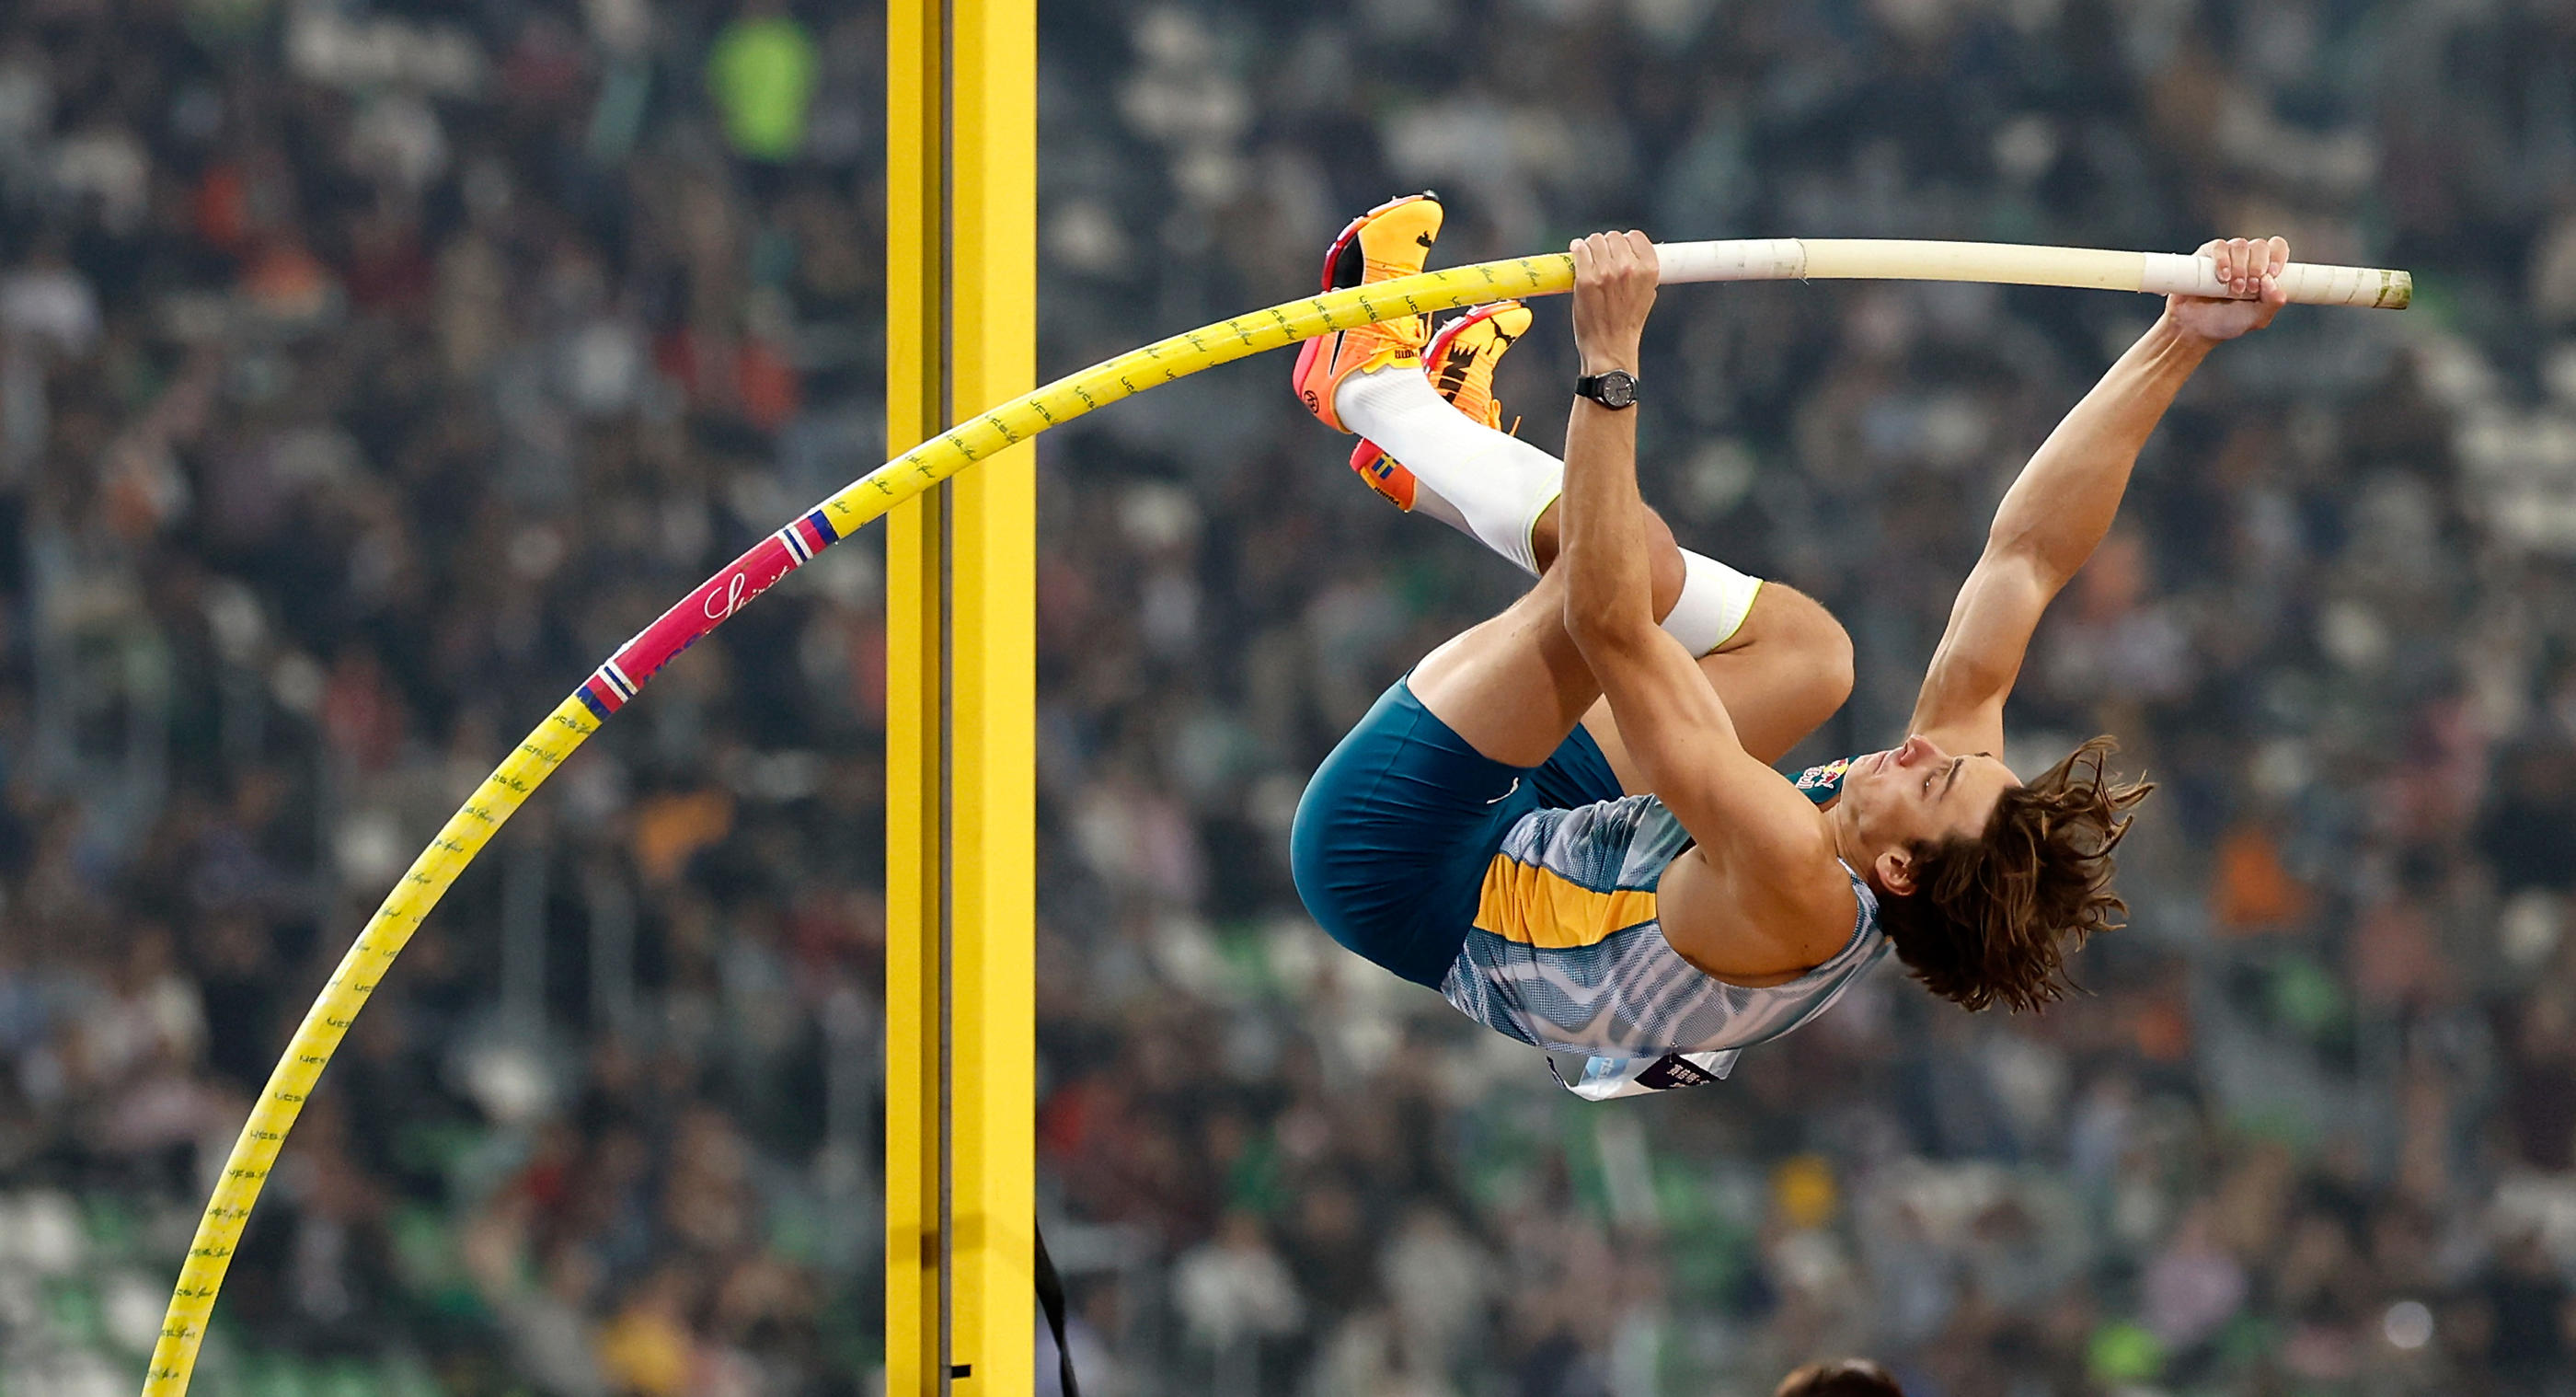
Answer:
[{"left": 1574, "top": 369, "right": 1639, "bottom": 409}]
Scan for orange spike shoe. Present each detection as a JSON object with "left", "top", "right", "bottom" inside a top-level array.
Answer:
[
  {"left": 1348, "top": 299, "right": 1533, "bottom": 512},
  {"left": 1291, "top": 192, "right": 1443, "bottom": 433}
]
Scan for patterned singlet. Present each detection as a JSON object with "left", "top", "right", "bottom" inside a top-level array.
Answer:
[{"left": 1439, "top": 756, "right": 1887, "bottom": 1099}]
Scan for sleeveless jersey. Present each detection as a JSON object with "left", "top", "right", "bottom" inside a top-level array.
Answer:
[{"left": 1438, "top": 769, "right": 1888, "bottom": 1100}]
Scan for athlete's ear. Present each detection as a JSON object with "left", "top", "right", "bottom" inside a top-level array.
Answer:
[{"left": 1874, "top": 848, "right": 1916, "bottom": 897}]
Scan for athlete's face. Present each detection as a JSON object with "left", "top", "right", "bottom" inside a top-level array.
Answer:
[{"left": 1843, "top": 734, "right": 2018, "bottom": 895}]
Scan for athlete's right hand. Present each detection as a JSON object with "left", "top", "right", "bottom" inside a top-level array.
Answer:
[
  {"left": 1571, "top": 230, "right": 1657, "bottom": 375},
  {"left": 2166, "top": 236, "right": 2289, "bottom": 343}
]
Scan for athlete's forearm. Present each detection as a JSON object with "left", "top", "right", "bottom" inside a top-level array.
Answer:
[
  {"left": 1560, "top": 233, "right": 1662, "bottom": 651},
  {"left": 1559, "top": 393, "right": 1660, "bottom": 648},
  {"left": 1986, "top": 312, "right": 2214, "bottom": 585}
]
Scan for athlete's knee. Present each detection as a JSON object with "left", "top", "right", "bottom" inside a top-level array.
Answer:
[
  {"left": 1528, "top": 502, "right": 1678, "bottom": 590},
  {"left": 1760, "top": 584, "right": 1855, "bottom": 711},
  {"left": 1645, "top": 512, "right": 1686, "bottom": 616}
]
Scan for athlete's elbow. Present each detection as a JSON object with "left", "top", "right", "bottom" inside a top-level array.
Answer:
[
  {"left": 1564, "top": 586, "right": 1647, "bottom": 652},
  {"left": 1975, "top": 532, "right": 2080, "bottom": 602},
  {"left": 1564, "top": 591, "right": 1611, "bottom": 641},
  {"left": 1984, "top": 521, "right": 2086, "bottom": 591}
]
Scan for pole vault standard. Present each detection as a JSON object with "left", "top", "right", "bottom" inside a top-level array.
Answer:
[
  {"left": 885, "top": 1, "right": 1035, "bottom": 1394},
  {"left": 135, "top": 234, "right": 2407, "bottom": 1397}
]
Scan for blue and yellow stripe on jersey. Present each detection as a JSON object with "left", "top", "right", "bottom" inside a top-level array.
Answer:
[
  {"left": 1472, "top": 795, "right": 1680, "bottom": 952},
  {"left": 1474, "top": 855, "right": 1660, "bottom": 949}
]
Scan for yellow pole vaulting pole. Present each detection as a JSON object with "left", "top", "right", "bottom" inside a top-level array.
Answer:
[{"left": 138, "top": 237, "right": 2409, "bottom": 1396}]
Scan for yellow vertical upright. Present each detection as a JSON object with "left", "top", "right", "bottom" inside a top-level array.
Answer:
[{"left": 885, "top": 0, "right": 1035, "bottom": 1394}]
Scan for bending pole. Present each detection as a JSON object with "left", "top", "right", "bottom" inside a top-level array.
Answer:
[{"left": 136, "top": 237, "right": 2407, "bottom": 1396}]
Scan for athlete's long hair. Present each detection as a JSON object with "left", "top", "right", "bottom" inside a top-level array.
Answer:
[{"left": 1874, "top": 736, "right": 2150, "bottom": 1013}]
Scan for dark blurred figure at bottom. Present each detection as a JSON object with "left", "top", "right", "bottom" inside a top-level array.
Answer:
[{"left": 1775, "top": 1357, "right": 1903, "bottom": 1396}]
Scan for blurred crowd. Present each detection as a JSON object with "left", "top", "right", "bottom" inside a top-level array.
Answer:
[{"left": 5, "top": 0, "right": 2576, "bottom": 1393}]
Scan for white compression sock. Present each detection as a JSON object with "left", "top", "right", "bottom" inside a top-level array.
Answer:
[
  {"left": 1333, "top": 364, "right": 1763, "bottom": 655},
  {"left": 1337, "top": 364, "right": 1559, "bottom": 573},
  {"left": 1669, "top": 549, "right": 1763, "bottom": 657}
]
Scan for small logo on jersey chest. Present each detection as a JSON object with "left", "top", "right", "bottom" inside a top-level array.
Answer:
[{"left": 1794, "top": 756, "right": 1851, "bottom": 791}]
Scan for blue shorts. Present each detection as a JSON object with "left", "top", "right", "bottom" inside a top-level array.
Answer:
[{"left": 1290, "top": 679, "right": 1627, "bottom": 987}]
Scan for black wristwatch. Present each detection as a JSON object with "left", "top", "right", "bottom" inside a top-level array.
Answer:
[{"left": 1575, "top": 369, "right": 1639, "bottom": 410}]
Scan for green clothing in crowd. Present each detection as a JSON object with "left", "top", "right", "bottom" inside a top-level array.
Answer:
[{"left": 707, "top": 15, "right": 817, "bottom": 162}]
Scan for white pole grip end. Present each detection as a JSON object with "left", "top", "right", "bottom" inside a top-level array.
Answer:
[{"left": 2139, "top": 251, "right": 2412, "bottom": 309}]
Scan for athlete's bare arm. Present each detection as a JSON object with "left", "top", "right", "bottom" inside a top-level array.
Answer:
[
  {"left": 1557, "top": 232, "right": 1852, "bottom": 981},
  {"left": 1909, "top": 237, "right": 2292, "bottom": 760}
]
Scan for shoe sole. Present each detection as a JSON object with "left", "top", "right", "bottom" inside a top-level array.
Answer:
[
  {"left": 1295, "top": 192, "right": 1443, "bottom": 433},
  {"left": 1424, "top": 299, "right": 1527, "bottom": 403},
  {"left": 1317, "top": 190, "right": 1441, "bottom": 293}
]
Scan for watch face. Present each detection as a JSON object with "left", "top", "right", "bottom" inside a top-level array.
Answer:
[{"left": 1598, "top": 372, "right": 1636, "bottom": 409}]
